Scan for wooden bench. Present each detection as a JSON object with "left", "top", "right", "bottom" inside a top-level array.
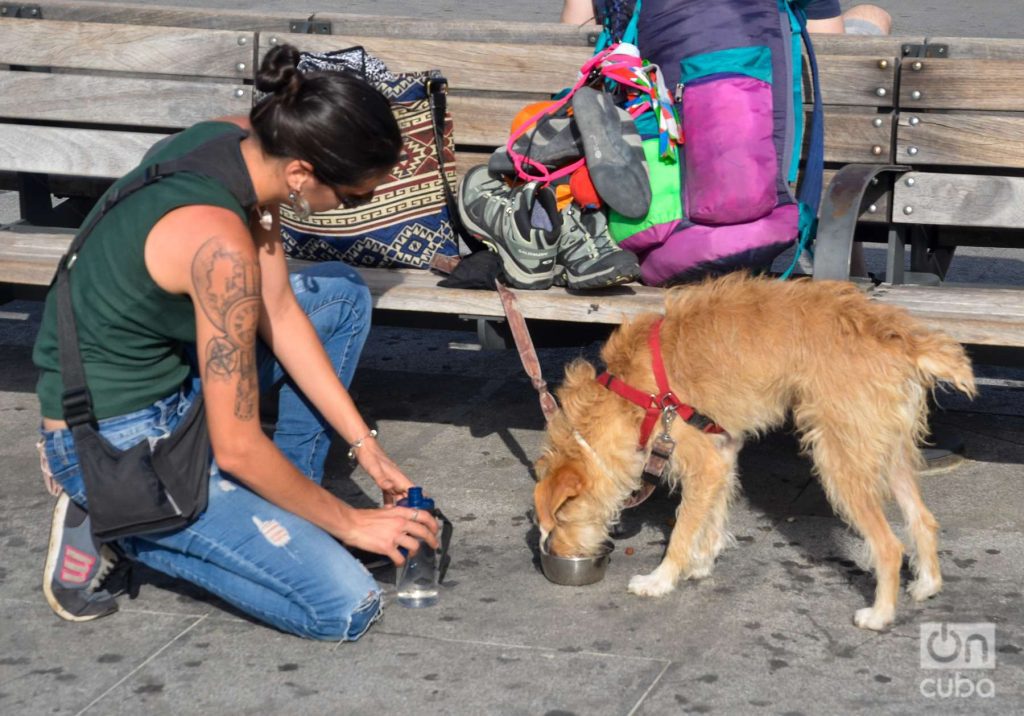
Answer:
[
  {"left": 1, "top": 2, "right": 1021, "bottom": 350},
  {"left": 812, "top": 38, "right": 1024, "bottom": 348}
]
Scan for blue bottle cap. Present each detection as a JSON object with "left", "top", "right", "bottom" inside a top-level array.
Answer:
[{"left": 407, "top": 486, "right": 424, "bottom": 506}]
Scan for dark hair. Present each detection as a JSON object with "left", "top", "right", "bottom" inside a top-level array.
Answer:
[{"left": 250, "top": 44, "right": 402, "bottom": 186}]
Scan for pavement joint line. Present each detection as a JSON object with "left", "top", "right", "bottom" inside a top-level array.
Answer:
[
  {"left": 74, "top": 614, "right": 209, "bottom": 716},
  {"left": 0, "top": 596, "right": 211, "bottom": 621},
  {"left": 372, "top": 629, "right": 673, "bottom": 664},
  {"left": 624, "top": 659, "right": 673, "bottom": 716}
]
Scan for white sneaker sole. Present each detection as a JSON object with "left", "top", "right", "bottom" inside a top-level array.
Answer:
[{"left": 42, "top": 494, "right": 114, "bottom": 622}]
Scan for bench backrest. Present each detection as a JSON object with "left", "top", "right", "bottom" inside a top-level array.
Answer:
[
  {"left": 893, "top": 39, "right": 1024, "bottom": 231},
  {"left": 1, "top": 12, "right": 904, "bottom": 203},
  {"left": 0, "top": 17, "right": 254, "bottom": 179}
]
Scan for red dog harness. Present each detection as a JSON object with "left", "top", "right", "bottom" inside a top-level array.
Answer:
[{"left": 596, "top": 318, "right": 725, "bottom": 450}]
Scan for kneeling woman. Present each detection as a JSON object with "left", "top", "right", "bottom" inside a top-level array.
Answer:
[{"left": 32, "top": 44, "right": 438, "bottom": 640}]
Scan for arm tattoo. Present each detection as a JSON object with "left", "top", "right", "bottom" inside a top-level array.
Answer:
[{"left": 191, "top": 238, "right": 261, "bottom": 421}]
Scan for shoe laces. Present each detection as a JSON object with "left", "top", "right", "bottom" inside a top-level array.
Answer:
[{"left": 88, "top": 544, "right": 119, "bottom": 593}]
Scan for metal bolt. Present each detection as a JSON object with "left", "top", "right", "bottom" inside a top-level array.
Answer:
[
  {"left": 270, "top": 36, "right": 279, "bottom": 45},
  {"left": 236, "top": 62, "right": 247, "bottom": 72},
  {"left": 870, "top": 177, "right": 880, "bottom": 186},
  {"left": 907, "top": 146, "right": 920, "bottom": 156},
  {"left": 238, "top": 36, "right": 248, "bottom": 46},
  {"left": 872, "top": 145, "right": 883, "bottom": 155},
  {"left": 906, "top": 177, "right": 916, "bottom": 187},
  {"left": 878, "top": 59, "right": 889, "bottom": 69},
  {"left": 234, "top": 88, "right": 246, "bottom": 98},
  {"left": 911, "top": 90, "right": 922, "bottom": 100},
  {"left": 909, "top": 116, "right": 921, "bottom": 126},
  {"left": 867, "top": 204, "right": 878, "bottom": 214},
  {"left": 875, "top": 87, "right": 888, "bottom": 97},
  {"left": 30, "top": 8, "right": 38, "bottom": 15},
  {"left": 903, "top": 206, "right": 914, "bottom": 215},
  {"left": 912, "top": 61, "right": 923, "bottom": 71},
  {"left": 937, "top": 46, "right": 947, "bottom": 55},
  {"left": 873, "top": 117, "right": 884, "bottom": 127}
]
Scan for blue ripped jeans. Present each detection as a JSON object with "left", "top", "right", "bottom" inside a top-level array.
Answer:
[{"left": 40, "top": 263, "right": 379, "bottom": 641}]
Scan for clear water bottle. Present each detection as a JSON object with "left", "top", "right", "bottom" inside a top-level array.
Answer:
[{"left": 396, "top": 487, "right": 439, "bottom": 608}]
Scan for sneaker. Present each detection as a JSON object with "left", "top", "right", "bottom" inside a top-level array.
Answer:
[
  {"left": 457, "top": 165, "right": 562, "bottom": 289},
  {"left": 554, "top": 204, "right": 641, "bottom": 290},
  {"left": 571, "top": 86, "right": 651, "bottom": 219},
  {"left": 43, "top": 493, "right": 119, "bottom": 622}
]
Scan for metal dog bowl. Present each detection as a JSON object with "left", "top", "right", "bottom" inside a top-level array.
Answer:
[{"left": 540, "top": 541, "right": 613, "bottom": 586}]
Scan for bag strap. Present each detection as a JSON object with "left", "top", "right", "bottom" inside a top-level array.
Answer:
[
  {"left": 780, "top": 4, "right": 825, "bottom": 279},
  {"left": 57, "top": 126, "right": 256, "bottom": 428},
  {"left": 425, "top": 76, "right": 486, "bottom": 255}
]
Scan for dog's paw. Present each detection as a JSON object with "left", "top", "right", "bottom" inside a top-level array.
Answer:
[
  {"left": 628, "top": 566, "right": 677, "bottom": 597},
  {"left": 853, "top": 606, "right": 895, "bottom": 631},
  {"left": 908, "top": 574, "right": 942, "bottom": 601}
]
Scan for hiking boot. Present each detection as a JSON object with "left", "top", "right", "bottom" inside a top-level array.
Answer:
[
  {"left": 571, "top": 86, "right": 651, "bottom": 219},
  {"left": 457, "top": 165, "right": 562, "bottom": 289},
  {"left": 554, "top": 204, "right": 641, "bottom": 290},
  {"left": 43, "top": 492, "right": 119, "bottom": 622}
]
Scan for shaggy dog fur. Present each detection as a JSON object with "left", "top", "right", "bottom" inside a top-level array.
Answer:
[{"left": 534, "top": 274, "right": 976, "bottom": 630}]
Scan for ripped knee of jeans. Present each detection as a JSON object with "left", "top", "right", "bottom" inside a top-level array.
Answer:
[{"left": 343, "top": 589, "right": 383, "bottom": 642}]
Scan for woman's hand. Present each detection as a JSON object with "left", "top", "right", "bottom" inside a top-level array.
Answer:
[
  {"left": 355, "top": 436, "right": 415, "bottom": 506},
  {"left": 338, "top": 504, "right": 439, "bottom": 566}
]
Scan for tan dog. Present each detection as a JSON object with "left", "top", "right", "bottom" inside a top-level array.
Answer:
[{"left": 534, "top": 274, "right": 976, "bottom": 630}]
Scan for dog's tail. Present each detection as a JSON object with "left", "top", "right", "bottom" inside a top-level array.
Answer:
[{"left": 907, "top": 328, "right": 977, "bottom": 399}]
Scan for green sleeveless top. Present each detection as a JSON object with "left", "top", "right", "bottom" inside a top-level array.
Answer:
[{"left": 33, "top": 121, "right": 254, "bottom": 420}]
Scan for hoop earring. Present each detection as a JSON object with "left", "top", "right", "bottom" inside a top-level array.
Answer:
[{"left": 288, "top": 190, "right": 312, "bottom": 221}]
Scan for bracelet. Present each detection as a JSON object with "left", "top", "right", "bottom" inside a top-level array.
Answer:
[{"left": 346, "top": 429, "right": 378, "bottom": 461}]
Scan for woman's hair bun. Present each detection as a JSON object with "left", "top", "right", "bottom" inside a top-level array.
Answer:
[{"left": 255, "top": 44, "right": 302, "bottom": 96}]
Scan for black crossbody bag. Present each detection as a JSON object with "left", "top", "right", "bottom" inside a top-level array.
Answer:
[{"left": 55, "top": 127, "right": 257, "bottom": 541}]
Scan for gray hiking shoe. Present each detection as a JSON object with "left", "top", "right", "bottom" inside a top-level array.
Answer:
[
  {"left": 43, "top": 492, "right": 119, "bottom": 622},
  {"left": 457, "top": 165, "right": 562, "bottom": 289},
  {"left": 554, "top": 204, "right": 641, "bottom": 290}
]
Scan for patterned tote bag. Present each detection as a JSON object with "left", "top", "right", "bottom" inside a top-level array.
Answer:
[{"left": 279, "top": 48, "right": 461, "bottom": 269}]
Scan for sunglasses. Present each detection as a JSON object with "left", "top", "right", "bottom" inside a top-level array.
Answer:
[{"left": 320, "top": 175, "right": 376, "bottom": 210}]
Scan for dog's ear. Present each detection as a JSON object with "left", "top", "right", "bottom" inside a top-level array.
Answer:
[{"left": 534, "top": 465, "right": 587, "bottom": 531}]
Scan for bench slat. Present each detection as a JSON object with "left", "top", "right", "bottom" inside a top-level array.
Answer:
[
  {"left": 0, "top": 18, "right": 253, "bottom": 79},
  {"left": 0, "top": 125, "right": 164, "bottom": 178},
  {"left": 450, "top": 96, "right": 892, "bottom": 163},
  {"left": 895, "top": 113, "right": 1024, "bottom": 168},
  {"left": 892, "top": 173, "right": 1024, "bottom": 229},
  {"left": 900, "top": 58, "right": 1024, "bottom": 110},
  {"left": 28, "top": 0, "right": 598, "bottom": 45},
  {"left": 0, "top": 231, "right": 70, "bottom": 285},
  {"left": 866, "top": 284, "right": 1024, "bottom": 347},
  {"left": 0, "top": 73, "right": 250, "bottom": 128},
  {"left": 258, "top": 34, "right": 587, "bottom": 96},
  {"left": 5, "top": 232, "right": 1021, "bottom": 346},
  {"left": 803, "top": 54, "right": 896, "bottom": 107},
  {"left": 927, "top": 37, "right": 1024, "bottom": 61}
]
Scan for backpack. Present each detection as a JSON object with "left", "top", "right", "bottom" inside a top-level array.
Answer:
[{"left": 599, "top": 0, "right": 824, "bottom": 285}]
